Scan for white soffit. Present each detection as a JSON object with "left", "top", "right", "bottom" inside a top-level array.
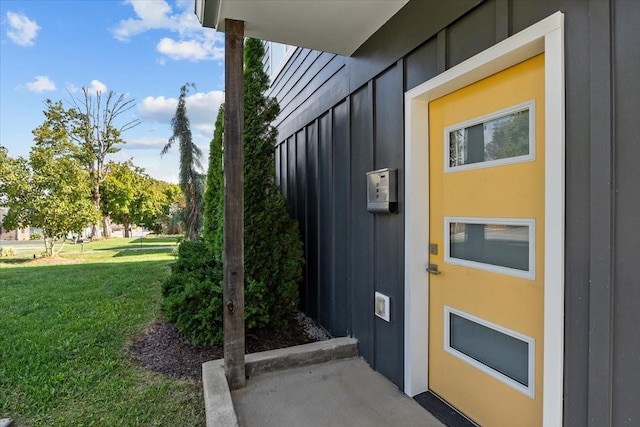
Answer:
[{"left": 200, "top": 0, "right": 410, "bottom": 56}]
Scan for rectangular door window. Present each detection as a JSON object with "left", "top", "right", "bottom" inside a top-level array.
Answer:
[
  {"left": 445, "top": 307, "right": 535, "bottom": 397},
  {"left": 445, "top": 217, "right": 535, "bottom": 279},
  {"left": 446, "top": 101, "right": 535, "bottom": 172}
]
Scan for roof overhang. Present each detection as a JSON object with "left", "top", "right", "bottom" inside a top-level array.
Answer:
[{"left": 195, "top": 0, "right": 410, "bottom": 56}]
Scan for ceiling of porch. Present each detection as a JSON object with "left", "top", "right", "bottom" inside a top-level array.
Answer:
[{"left": 196, "top": 0, "right": 410, "bottom": 56}]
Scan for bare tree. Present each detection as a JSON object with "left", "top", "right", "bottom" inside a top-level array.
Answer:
[{"left": 67, "top": 87, "right": 140, "bottom": 238}]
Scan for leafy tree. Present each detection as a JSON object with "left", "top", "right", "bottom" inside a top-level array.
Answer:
[
  {"left": 133, "top": 176, "right": 181, "bottom": 234},
  {"left": 66, "top": 88, "right": 140, "bottom": 238},
  {"left": 162, "top": 83, "right": 204, "bottom": 241},
  {"left": 485, "top": 111, "right": 530, "bottom": 161},
  {"left": 164, "top": 39, "right": 304, "bottom": 345},
  {"left": 101, "top": 160, "right": 184, "bottom": 236},
  {"left": 154, "top": 181, "right": 184, "bottom": 234},
  {"left": 0, "top": 105, "right": 98, "bottom": 256},
  {"left": 0, "top": 146, "right": 12, "bottom": 204},
  {"left": 101, "top": 160, "right": 144, "bottom": 237}
]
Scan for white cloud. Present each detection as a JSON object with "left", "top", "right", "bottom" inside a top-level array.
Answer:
[
  {"left": 112, "top": 0, "right": 223, "bottom": 62},
  {"left": 6, "top": 12, "right": 40, "bottom": 46},
  {"left": 66, "top": 83, "right": 80, "bottom": 93},
  {"left": 66, "top": 80, "right": 108, "bottom": 94},
  {"left": 139, "top": 90, "right": 224, "bottom": 137},
  {"left": 25, "top": 75, "right": 56, "bottom": 92},
  {"left": 90, "top": 80, "right": 108, "bottom": 93},
  {"left": 124, "top": 136, "right": 168, "bottom": 150},
  {"left": 112, "top": 0, "right": 202, "bottom": 40},
  {"left": 157, "top": 37, "right": 223, "bottom": 61},
  {"left": 138, "top": 95, "right": 176, "bottom": 123},
  {"left": 182, "top": 91, "right": 225, "bottom": 134}
]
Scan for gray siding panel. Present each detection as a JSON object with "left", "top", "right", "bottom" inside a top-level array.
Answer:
[
  {"left": 269, "top": 49, "right": 315, "bottom": 101},
  {"left": 287, "top": 135, "right": 296, "bottom": 218},
  {"left": 588, "top": 1, "right": 615, "bottom": 425},
  {"left": 350, "top": 84, "right": 375, "bottom": 363},
  {"left": 318, "top": 113, "right": 333, "bottom": 330},
  {"left": 349, "top": 0, "right": 483, "bottom": 91},
  {"left": 279, "top": 144, "right": 287, "bottom": 200},
  {"left": 271, "top": 50, "right": 347, "bottom": 132},
  {"left": 511, "top": 0, "right": 566, "bottom": 34},
  {"left": 332, "top": 101, "right": 351, "bottom": 336},
  {"left": 372, "top": 63, "right": 405, "bottom": 388},
  {"left": 305, "top": 122, "right": 320, "bottom": 320},
  {"left": 613, "top": 1, "right": 640, "bottom": 424},
  {"left": 405, "top": 37, "right": 438, "bottom": 92},
  {"left": 495, "top": 0, "right": 511, "bottom": 42},
  {"left": 277, "top": 65, "right": 349, "bottom": 143},
  {"left": 277, "top": 52, "right": 339, "bottom": 123},
  {"left": 295, "top": 130, "right": 308, "bottom": 311},
  {"left": 447, "top": 0, "right": 496, "bottom": 68}
]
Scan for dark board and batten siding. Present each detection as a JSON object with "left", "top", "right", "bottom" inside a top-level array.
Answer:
[
  {"left": 349, "top": 83, "right": 375, "bottom": 364},
  {"left": 271, "top": 1, "right": 640, "bottom": 425},
  {"left": 612, "top": 2, "right": 640, "bottom": 424}
]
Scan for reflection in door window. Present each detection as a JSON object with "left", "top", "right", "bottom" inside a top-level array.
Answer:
[
  {"left": 445, "top": 218, "right": 535, "bottom": 279},
  {"left": 447, "top": 101, "right": 534, "bottom": 171}
]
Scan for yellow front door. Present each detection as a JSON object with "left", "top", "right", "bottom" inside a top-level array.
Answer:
[{"left": 428, "top": 54, "right": 545, "bottom": 426}]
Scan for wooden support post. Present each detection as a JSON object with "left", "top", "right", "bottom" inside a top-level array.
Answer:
[{"left": 223, "top": 18, "right": 245, "bottom": 390}]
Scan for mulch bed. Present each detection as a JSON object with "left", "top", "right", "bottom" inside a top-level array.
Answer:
[{"left": 128, "top": 316, "right": 318, "bottom": 380}]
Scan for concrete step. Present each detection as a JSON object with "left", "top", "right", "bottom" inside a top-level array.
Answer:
[{"left": 202, "top": 337, "right": 357, "bottom": 427}]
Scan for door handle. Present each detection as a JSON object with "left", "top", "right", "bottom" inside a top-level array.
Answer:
[{"left": 427, "top": 263, "right": 441, "bottom": 275}]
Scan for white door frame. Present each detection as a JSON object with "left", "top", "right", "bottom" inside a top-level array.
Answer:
[{"left": 403, "top": 12, "right": 565, "bottom": 427}]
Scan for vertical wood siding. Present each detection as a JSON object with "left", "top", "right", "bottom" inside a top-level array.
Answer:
[
  {"left": 612, "top": 0, "right": 640, "bottom": 424},
  {"left": 269, "top": 2, "right": 639, "bottom": 424},
  {"left": 305, "top": 122, "right": 319, "bottom": 320},
  {"left": 349, "top": 84, "right": 375, "bottom": 364},
  {"left": 317, "top": 112, "right": 333, "bottom": 330},
  {"left": 332, "top": 101, "right": 351, "bottom": 336},
  {"left": 372, "top": 62, "right": 405, "bottom": 386}
]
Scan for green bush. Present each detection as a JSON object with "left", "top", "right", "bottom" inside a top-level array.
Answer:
[
  {"left": 161, "top": 239, "right": 295, "bottom": 346},
  {"left": 161, "top": 240, "right": 224, "bottom": 345},
  {"left": 30, "top": 232, "right": 42, "bottom": 240}
]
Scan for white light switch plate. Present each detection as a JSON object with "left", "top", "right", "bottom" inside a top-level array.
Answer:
[{"left": 374, "top": 292, "right": 390, "bottom": 322}]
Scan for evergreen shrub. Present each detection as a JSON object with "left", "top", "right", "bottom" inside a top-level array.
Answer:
[
  {"left": 161, "top": 240, "right": 223, "bottom": 345},
  {"left": 162, "top": 38, "right": 304, "bottom": 345}
]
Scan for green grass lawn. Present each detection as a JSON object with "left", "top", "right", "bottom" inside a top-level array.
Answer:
[
  {"left": 62, "top": 235, "right": 180, "bottom": 252},
  {"left": 0, "top": 247, "right": 205, "bottom": 426},
  {"left": 1, "top": 236, "right": 180, "bottom": 265}
]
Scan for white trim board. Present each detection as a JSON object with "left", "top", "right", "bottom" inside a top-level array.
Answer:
[{"left": 403, "top": 11, "right": 565, "bottom": 427}]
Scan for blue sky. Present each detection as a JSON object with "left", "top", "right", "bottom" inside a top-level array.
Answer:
[{"left": 0, "top": 0, "right": 226, "bottom": 183}]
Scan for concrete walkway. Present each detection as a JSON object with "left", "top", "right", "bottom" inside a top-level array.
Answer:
[
  {"left": 202, "top": 338, "right": 444, "bottom": 427},
  {"left": 232, "top": 357, "right": 443, "bottom": 427}
]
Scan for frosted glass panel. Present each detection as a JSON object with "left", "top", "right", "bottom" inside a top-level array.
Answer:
[
  {"left": 450, "top": 313, "right": 529, "bottom": 386},
  {"left": 449, "top": 223, "right": 529, "bottom": 271}
]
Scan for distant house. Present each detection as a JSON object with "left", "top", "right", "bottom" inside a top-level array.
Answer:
[
  {"left": 0, "top": 207, "right": 29, "bottom": 240},
  {"left": 197, "top": 1, "right": 639, "bottom": 426}
]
